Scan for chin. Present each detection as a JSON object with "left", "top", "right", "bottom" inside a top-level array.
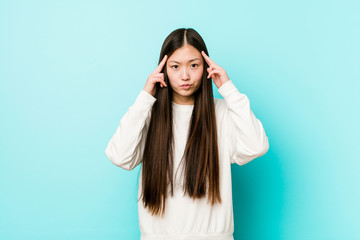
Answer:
[
  {"left": 180, "top": 89, "right": 194, "bottom": 94},
  {"left": 175, "top": 89, "right": 192, "bottom": 96}
]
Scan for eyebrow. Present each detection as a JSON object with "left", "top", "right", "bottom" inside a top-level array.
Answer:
[{"left": 169, "top": 58, "right": 201, "bottom": 63}]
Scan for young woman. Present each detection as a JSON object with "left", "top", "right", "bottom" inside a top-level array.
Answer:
[{"left": 105, "top": 28, "right": 269, "bottom": 240}]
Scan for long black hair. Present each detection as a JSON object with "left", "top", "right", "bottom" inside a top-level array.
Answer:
[{"left": 139, "top": 28, "right": 221, "bottom": 217}]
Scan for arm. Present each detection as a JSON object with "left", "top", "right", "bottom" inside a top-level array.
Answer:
[
  {"left": 218, "top": 80, "right": 269, "bottom": 165},
  {"left": 105, "top": 90, "right": 157, "bottom": 170}
]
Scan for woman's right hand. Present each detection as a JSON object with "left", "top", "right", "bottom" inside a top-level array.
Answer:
[{"left": 143, "top": 55, "right": 168, "bottom": 96}]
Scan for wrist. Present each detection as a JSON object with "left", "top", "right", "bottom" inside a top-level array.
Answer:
[
  {"left": 219, "top": 79, "right": 231, "bottom": 88},
  {"left": 143, "top": 86, "right": 154, "bottom": 96}
]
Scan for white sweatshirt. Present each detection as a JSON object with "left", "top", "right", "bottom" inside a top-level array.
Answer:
[{"left": 105, "top": 80, "right": 269, "bottom": 240}]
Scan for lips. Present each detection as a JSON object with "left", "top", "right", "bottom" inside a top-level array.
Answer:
[{"left": 181, "top": 84, "right": 192, "bottom": 89}]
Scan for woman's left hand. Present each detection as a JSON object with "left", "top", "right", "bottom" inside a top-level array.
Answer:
[{"left": 201, "top": 51, "right": 230, "bottom": 88}]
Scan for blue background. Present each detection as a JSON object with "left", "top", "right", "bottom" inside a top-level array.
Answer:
[{"left": 1, "top": 0, "right": 359, "bottom": 239}]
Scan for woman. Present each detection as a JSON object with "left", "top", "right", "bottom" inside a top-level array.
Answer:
[{"left": 105, "top": 28, "right": 269, "bottom": 240}]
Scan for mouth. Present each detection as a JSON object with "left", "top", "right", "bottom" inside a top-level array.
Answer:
[{"left": 181, "top": 84, "right": 192, "bottom": 89}]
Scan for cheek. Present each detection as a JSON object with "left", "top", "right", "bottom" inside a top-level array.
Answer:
[
  {"left": 199, "top": 68, "right": 204, "bottom": 76},
  {"left": 166, "top": 71, "right": 176, "bottom": 86},
  {"left": 195, "top": 68, "right": 203, "bottom": 79},
  {"left": 193, "top": 70, "right": 203, "bottom": 87}
]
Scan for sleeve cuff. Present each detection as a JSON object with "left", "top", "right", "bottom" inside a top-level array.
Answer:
[
  {"left": 133, "top": 90, "right": 157, "bottom": 110},
  {"left": 218, "top": 80, "right": 238, "bottom": 98}
]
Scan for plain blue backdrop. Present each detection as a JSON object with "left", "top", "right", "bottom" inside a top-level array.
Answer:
[{"left": 0, "top": 0, "right": 359, "bottom": 239}]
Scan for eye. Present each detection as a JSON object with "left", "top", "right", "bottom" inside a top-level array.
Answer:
[
  {"left": 191, "top": 64, "right": 198, "bottom": 68},
  {"left": 171, "top": 65, "right": 179, "bottom": 69}
]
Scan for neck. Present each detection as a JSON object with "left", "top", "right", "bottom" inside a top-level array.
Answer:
[{"left": 172, "top": 94, "right": 194, "bottom": 105}]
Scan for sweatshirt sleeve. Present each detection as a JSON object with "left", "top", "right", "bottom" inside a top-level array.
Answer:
[
  {"left": 105, "top": 90, "right": 157, "bottom": 171},
  {"left": 218, "top": 80, "right": 269, "bottom": 165}
]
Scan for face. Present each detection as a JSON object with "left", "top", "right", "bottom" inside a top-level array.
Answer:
[{"left": 166, "top": 44, "right": 204, "bottom": 105}]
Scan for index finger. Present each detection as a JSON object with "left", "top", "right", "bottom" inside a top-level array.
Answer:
[
  {"left": 154, "top": 55, "right": 168, "bottom": 73},
  {"left": 201, "top": 51, "right": 216, "bottom": 67}
]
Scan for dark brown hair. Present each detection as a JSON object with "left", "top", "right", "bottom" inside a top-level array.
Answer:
[{"left": 139, "top": 28, "right": 221, "bottom": 217}]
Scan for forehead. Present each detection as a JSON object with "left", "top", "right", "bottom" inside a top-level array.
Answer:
[{"left": 168, "top": 45, "right": 202, "bottom": 62}]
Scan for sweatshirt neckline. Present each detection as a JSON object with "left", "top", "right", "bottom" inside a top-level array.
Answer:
[{"left": 172, "top": 101, "right": 194, "bottom": 112}]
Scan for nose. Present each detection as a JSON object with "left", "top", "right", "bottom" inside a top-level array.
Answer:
[{"left": 181, "top": 67, "right": 190, "bottom": 81}]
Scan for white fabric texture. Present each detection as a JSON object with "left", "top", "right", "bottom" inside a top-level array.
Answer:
[{"left": 105, "top": 80, "right": 269, "bottom": 240}]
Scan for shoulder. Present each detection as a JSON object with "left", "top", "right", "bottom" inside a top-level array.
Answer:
[
  {"left": 213, "top": 97, "right": 227, "bottom": 115},
  {"left": 213, "top": 98, "right": 229, "bottom": 132},
  {"left": 214, "top": 97, "right": 226, "bottom": 108}
]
